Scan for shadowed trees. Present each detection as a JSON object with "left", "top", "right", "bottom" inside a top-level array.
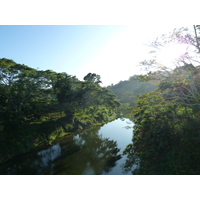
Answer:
[{"left": 123, "top": 26, "right": 200, "bottom": 175}]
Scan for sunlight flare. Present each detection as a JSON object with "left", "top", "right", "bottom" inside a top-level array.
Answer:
[{"left": 157, "top": 43, "right": 189, "bottom": 68}]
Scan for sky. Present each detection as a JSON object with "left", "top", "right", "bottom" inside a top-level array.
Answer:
[{"left": 0, "top": 25, "right": 192, "bottom": 86}]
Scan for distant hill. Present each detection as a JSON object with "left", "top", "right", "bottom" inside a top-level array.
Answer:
[{"left": 107, "top": 75, "right": 157, "bottom": 108}]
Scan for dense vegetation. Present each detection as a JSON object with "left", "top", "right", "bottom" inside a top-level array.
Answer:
[
  {"left": 2, "top": 26, "right": 200, "bottom": 175},
  {"left": 0, "top": 59, "right": 120, "bottom": 163},
  {"left": 107, "top": 76, "right": 157, "bottom": 113},
  {"left": 123, "top": 25, "right": 200, "bottom": 174}
]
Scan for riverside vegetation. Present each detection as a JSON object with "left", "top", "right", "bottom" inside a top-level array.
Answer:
[
  {"left": 2, "top": 26, "right": 200, "bottom": 175},
  {"left": 0, "top": 59, "right": 121, "bottom": 164},
  {"left": 122, "top": 26, "right": 200, "bottom": 174}
]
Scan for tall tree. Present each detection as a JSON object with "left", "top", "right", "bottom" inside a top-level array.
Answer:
[
  {"left": 138, "top": 27, "right": 200, "bottom": 108},
  {"left": 0, "top": 58, "right": 56, "bottom": 124},
  {"left": 83, "top": 73, "right": 102, "bottom": 84}
]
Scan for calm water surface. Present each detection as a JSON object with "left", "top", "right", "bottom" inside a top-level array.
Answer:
[{"left": 0, "top": 118, "right": 134, "bottom": 175}]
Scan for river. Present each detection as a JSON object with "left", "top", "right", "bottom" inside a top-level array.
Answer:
[{"left": 0, "top": 118, "right": 135, "bottom": 175}]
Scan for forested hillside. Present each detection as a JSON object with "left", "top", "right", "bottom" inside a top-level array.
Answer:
[
  {"left": 0, "top": 58, "right": 120, "bottom": 163},
  {"left": 123, "top": 25, "right": 200, "bottom": 175},
  {"left": 107, "top": 76, "right": 157, "bottom": 113}
]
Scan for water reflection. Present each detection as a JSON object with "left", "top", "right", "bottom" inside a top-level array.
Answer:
[
  {"left": 0, "top": 118, "right": 134, "bottom": 175},
  {"left": 3, "top": 144, "right": 62, "bottom": 175},
  {"left": 0, "top": 127, "right": 121, "bottom": 175},
  {"left": 37, "top": 144, "right": 61, "bottom": 167},
  {"left": 55, "top": 127, "right": 122, "bottom": 175}
]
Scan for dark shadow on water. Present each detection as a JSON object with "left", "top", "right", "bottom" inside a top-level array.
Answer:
[{"left": 0, "top": 126, "right": 122, "bottom": 175}]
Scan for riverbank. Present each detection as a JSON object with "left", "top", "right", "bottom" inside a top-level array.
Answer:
[
  {"left": 0, "top": 118, "right": 134, "bottom": 175},
  {"left": 0, "top": 113, "right": 119, "bottom": 165}
]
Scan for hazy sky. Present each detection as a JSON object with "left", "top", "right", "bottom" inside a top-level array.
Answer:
[{"left": 0, "top": 25, "right": 191, "bottom": 86}]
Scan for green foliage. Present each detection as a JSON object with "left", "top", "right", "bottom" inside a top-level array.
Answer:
[
  {"left": 0, "top": 59, "right": 53, "bottom": 124},
  {"left": 83, "top": 72, "right": 102, "bottom": 84},
  {"left": 0, "top": 58, "right": 121, "bottom": 163},
  {"left": 107, "top": 75, "right": 157, "bottom": 115},
  {"left": 123, "top": 27, "right": 200, "bottom": 174},
  {"left": 123, "top": 89, "right": 200, "bottom": 174}
]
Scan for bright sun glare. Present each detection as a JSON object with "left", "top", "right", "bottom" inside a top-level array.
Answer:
[
  {"left": 77, "top": 27, "right": 146, "bottom": 86},
  {"left": 157, "top": 43, "right": 188, "bottom": 68}
]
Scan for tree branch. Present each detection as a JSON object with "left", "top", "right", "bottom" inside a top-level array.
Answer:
[{"left": 193, "top": 25, "right": 200, "bottom": 53}]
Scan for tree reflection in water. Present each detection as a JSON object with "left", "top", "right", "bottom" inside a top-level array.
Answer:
[
  {"left": 54, "top": 126, "right": 122, "bottom": 175},
  {"left": 0, "top": 126, "right": 121, "bottom": 175}
]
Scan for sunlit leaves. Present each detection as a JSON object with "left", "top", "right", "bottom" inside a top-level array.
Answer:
[{"left": 140, "top": 27, "right": 200, "bottom": 78}]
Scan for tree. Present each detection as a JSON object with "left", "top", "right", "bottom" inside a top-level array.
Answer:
[
  {"left": 193, "top": 25, "right": 200, "bottom": 53},
  {"left": 107, "top": 76, "right": 157, "bottom": 108},
  {"left": 123, "top": 90, "right": 200, "bottom": 174},
  {"left": 83, "top": 73, "right": 102, "bottom": 84},
  {"left": 140, "top": 27, "right": 200, "bottom": 74},
  {"left": 122, "top": 26, "right": 200, "bottom": 174},
  {"left": 138, "top": 26, "right": 200, "bottom": 109},
  {"left": 0, "top": 58, "right": 57, "bottom": 125}
]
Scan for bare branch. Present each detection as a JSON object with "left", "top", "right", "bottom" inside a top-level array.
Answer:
[{"left": 193, "top": 25, "right": 200, "bottom": 53}]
